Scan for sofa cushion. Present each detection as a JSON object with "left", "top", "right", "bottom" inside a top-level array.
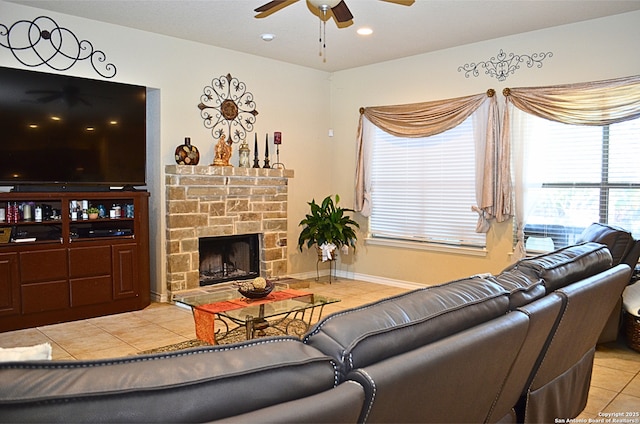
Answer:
[
  {"left": 303, "top": 276, "right": 509, "bottom": 379},
  {"left": 0, "top": 337, "right": 340, "bottom": 423},
  {"left": 505, "top": 242, "right": 612, "bottom": 292},
  {"left": 492, "top": 269, "right": 546, "bottom": 309}
]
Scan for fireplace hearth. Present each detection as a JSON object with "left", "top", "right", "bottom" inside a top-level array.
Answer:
[{"left": 199, "top": 234, "right": 260, "bottom": 286}]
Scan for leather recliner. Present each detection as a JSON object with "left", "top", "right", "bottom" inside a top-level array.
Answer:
[{"left": 576, "top": 223, "right": 640, "bottom": 343}]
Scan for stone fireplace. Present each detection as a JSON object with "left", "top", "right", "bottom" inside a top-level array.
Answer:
[{"left": 165, "top": 165, "right": 294, "bottom": 294}]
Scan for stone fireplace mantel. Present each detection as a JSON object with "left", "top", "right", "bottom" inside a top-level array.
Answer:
[{"left": 165, "top": 165, "right": 294, "bottom": 294}]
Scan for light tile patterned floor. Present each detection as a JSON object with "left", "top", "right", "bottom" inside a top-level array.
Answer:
[{"left": 1, "top": 278, "right": 639, "bottom": 418}]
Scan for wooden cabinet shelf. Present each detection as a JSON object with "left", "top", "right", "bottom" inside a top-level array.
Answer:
[{"left": 0, "top": 191, "right": 150, "bottom": 332}]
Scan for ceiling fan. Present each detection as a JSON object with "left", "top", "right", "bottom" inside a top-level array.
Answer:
[
  {"left": 254, "top": 1, "right": 414, "bottom": 25},
  {"left": 255, "top": 0, "right": 414, "bottom": 62}
]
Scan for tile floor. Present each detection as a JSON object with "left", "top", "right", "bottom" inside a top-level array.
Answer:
[{"left": 1, "top": 278, "right": 639, "bottom": 419}]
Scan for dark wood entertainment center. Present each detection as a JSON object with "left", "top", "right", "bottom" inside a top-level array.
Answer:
[{"left": 0, "top": 190, "right": 150, "bottom": 332}]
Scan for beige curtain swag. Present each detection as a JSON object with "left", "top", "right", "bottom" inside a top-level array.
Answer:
[
  {"left": 503, "top": 74, "right": 640, "bottom": 259},
  {"left": 355, "top": 90, "right": 511, "bottom": 232}
]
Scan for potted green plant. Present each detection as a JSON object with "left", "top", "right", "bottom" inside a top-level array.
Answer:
[
  {"left": 298, "top": 194, "right": 359, "bottom": 261},
  {"left": 87, "top": 207, "right": 100, "bottom": 219}
]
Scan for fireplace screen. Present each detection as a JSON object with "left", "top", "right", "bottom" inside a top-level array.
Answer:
[{"left": 199, "top": 234, "right": 260, "bottom": 286}]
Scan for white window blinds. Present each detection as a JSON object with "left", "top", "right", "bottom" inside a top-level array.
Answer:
[
  {"left": 516, "top": 111, "right": 640, "bottom": 250},
  {"left": 369, "top": 116, "right": 486, "bottom": 248}
]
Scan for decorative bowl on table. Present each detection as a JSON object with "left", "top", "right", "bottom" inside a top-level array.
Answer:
[{"left": 236, "top": 278, "right": 274, "bottom": 299}]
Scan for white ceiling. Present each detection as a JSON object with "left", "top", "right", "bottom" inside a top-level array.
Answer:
[{"left": 7, "top": 0, "right": 640, "bottom": 72}]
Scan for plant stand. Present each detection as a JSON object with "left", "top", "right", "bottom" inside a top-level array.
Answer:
[{"left": 316, "top": 248, "right": 337, "bottom": 284}]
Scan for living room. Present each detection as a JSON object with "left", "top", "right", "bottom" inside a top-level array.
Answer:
[
  {"left": 2, "top": 1, "right": 640, "bottom": 422},
  {"left": 1, "top": 1, "right": 638, "bottom": 303}
]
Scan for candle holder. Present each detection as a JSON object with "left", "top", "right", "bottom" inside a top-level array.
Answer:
[
  {"left": 263, "top": 133, "right": 271, "bottom": 168},
  {"left": 253, "top": 133, "right": 261, "bottom": 168},
  {"left": 272, "top": 131, "right": 285, "bottom": 169},
  {"left": 238, "top": 140, "right": 251, "bottom": 168}
]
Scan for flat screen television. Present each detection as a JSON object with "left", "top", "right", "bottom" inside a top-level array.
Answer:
[{"left": 0, "top": 66, "right": 146, "bottom": 191}]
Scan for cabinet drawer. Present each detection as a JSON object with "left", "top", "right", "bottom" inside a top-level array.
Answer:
[
  {"left": 21, "top": 280, "right": 69, "bottom": 314},
  {"left": 19, "top": 249, "right": 68, "bottom": 283},
  {"left": 69, "top": 246, "right": 112, "bottom": 278},
  {"left": 71, "top": 276, "right": 113, "bottom": 307}
]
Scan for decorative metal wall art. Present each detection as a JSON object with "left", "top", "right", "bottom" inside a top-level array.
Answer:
[
  {"left": 458, "top": 49, "right": 552, "bottom": 81},
  {"left": 0, "top": 16, "right": 117, "bottom": 78},
  {"left": 197, "top": 73, "right": 258, "bottom": 144}
]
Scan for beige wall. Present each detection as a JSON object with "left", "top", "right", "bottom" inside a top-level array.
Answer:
[{"left": 1, "top": 1, "right": 639, "bottom": 295}]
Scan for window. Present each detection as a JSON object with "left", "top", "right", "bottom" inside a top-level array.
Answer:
[
  {"left": 369, "top": 115, "right": 486, "bottom": 248},
  {"left": 518, "top": 113, "right": 640, "bottom": 251}
]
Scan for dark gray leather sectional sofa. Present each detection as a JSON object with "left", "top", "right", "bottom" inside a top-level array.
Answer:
[{"left": 0, "top": 242, "right": 631, "bottom": 423}]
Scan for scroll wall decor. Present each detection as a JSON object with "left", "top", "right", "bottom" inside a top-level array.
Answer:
[
  {"left": 0, "top": 16, "right": 116, "bottom": 78},
  {"left": 198, "top": 73, "right": 259, "bottom": 143},
  {"left": 458, "top": 49, "right": 552, "bottom": 81}
]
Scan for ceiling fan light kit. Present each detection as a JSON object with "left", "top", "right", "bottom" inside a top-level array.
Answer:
[{"left": 308, "top": 0, "right": 341, "bottom": 10}]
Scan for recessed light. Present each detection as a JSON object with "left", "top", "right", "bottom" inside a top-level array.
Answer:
[
  {"left": 357, "top": 27, "right": 373, "bottom": 36},
  {"left": 261, "top": 33, "right": 276, "bottom": 42}
]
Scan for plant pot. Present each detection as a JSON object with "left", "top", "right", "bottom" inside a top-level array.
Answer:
[
  {"left": 88, "top": 213, "right": 99, "bottom": 219},
  {"left": 316, "top": 246, "right": 337, "bottom": 262}
]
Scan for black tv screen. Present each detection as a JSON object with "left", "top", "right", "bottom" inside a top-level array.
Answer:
[{"left": 0, "top": 66, "right": 146, "bottom": 189}]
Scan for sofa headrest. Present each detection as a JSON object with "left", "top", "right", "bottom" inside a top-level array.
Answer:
[
  {"left": 303, "top": 277, "right": 509, "bottom": 379},
  {"left": 0, "top": 338, "right": 338, "bottom": 423},
  {"left": 577, "top": 222, "right": 637, "bottom": 266},
  {"left": 492, "top": 269, "right": 546, "bottom": 309},
  {"left": 506, "top": 242, "right": 613, "bottom": 293}
]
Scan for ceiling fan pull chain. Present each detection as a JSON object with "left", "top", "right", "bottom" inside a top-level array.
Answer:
[
  {"left": 318, "top": 16, "right": 322, "bottom": 57},
  {"left": 322, "top": 17, "right": 327, "bottom": 62}
]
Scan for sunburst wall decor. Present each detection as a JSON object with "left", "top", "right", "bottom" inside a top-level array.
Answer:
[{"left": 197, "top": 73, "right": 258, "bottom": 143}]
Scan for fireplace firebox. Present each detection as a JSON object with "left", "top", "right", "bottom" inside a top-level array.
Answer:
[{"left": 199, "top": 234, "right": 260, "bottom": 286}]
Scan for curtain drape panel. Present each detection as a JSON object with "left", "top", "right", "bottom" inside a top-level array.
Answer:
[
  {"left": 355, "top": 90, "right": 511, "bottom": 233},
  {"left": 503, "top": 75, "right": 640, "bottom": 259}
]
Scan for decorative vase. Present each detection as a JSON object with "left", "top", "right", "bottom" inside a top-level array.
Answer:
[{"left": 175, "top": 137, "right": 200, "bottom": 165}]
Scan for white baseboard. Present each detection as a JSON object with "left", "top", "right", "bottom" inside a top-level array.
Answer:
[
  {"left": 151, "top": 291, "right": 167, "bottom": 303},
  {"left": 287, "top": 269, "right": 425, "bottom": 290}
]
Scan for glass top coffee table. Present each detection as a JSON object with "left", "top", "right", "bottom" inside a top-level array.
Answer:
[{"left": 173, "top": 283, "right": 340, "bottom": 344}]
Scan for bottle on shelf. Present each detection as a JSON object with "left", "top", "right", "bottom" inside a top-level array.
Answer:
[
  {"left": 81, "top": 200, "right": 89, "bottom": 220},
  {"left": 70, "top": 200, "right": 78, "bottom": 221},
  {"left": 22, "top": 203, "right": 32, "bottom": 221},
  {"left": 8, "top": 202, "right": 19, "bottom": 223},
  {"left": 34, "top": 205, "right": 42, "bottom": 222}
]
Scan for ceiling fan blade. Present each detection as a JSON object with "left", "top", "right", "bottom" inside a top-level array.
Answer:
[
  {"left": 331, "top": 1, "right": 353, "bottom": 23},
  {"left": 254, "top": 1, "right": 288, "bottom": 13},
  {"left": 380, "top": 0, "right": 415, "bottom": 5}
]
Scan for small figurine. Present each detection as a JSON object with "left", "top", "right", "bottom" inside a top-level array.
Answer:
[{"left": 212, "top": 135, "right": 232, "bottom": 166}]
